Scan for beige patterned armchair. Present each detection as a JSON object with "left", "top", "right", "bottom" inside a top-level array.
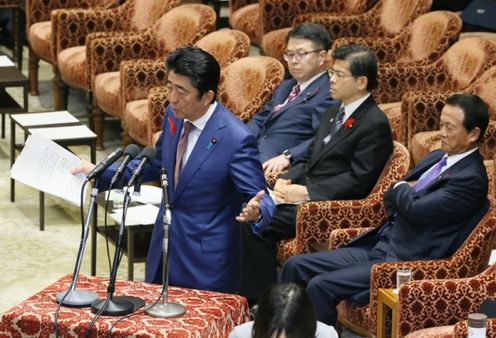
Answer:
[
  {"left": 54, "top": 0, "right": 180, "bottom": 111},
  {"left": 261, "top": 0, "right": 431, "bottom": 64},
  {"left": 332, "top": 11, "right": 461, "bottom": 67},
  {"left": 276, "top": 141, "right": 411, "bottom": 266},
  {"left": 333, "top": 196, "right": 496, "bottom": 337},
  {"left": 375, "top": 38, "right": 496, "bottom": 145},
  {"left": 122, "top": 29, "right": 250, "bottom": 146},
  {"left": 26, "top": 0, "right": 120, "bottom": 95},
  {"left": 87, "top": 4, "right": 216, "bottom": 149},
  {"left": 148, "top": 56, "right": 285, "bottom": 147},
  {"left": 230, "top": 0, "right": 374, "bottom": 47}
]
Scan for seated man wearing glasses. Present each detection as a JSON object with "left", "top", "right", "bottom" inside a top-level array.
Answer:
[
  {"left": 246, "top": 22, "right": 337, "bottom": 173},
  {"left": 241, "top": 44, "right": 394, "bottom": 302}
]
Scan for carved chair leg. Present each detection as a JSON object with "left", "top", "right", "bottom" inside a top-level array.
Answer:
[
  {"left": 28, "top": 47, "right": 39, "bottom": 96},
  {"left": 52, "top": 66, "right": 68, "bottom": 110},
  {"left": 93, "top": 106, "right": 105, "bottom": 150}
]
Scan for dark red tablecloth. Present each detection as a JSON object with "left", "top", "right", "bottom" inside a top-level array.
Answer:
[{"left": 0, "top": 274, "right": 250, "bottom": 337}]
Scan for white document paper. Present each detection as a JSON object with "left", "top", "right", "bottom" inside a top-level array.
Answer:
[
  {"left": 0, "top": 55, "right": 15, "bottom": 67},
  {"left": 10, "top": 133, "right": 86, "bottom": 206},
  {"left": 110, "top": 204, "right": 160, "bottom": 226}
]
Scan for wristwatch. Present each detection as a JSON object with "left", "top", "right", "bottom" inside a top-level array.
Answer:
[{"left": 282, "top": 149, "right": 293, "bottom": 163}]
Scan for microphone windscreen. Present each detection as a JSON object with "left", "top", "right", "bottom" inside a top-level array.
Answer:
[
  {"left": 124, "top": 144, "right": 140, "bottom": 158},
  {"left": 140, "top": 147, "right": 157, "bottom": 160}
]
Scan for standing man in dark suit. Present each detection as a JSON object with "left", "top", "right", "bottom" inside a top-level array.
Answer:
[
  {"left": 281, "top": 93, "right": 490, "bottom": 325},
  {"left": 241, "top": 44, "right": 393, "bottom": 301},
  {"left": 246, "top": 23, "right": 337, "bottom": 173},
  {"left": 73, "top": 46, "right": 275, "bottom": 293}
]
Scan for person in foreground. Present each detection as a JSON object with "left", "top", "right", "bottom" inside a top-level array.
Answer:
[
  {"left": 73, "top": 46, "right": 275, "bottom": 293},
  {"left": 229, "top": 283, "right": 338, "bottom": 338},
  {"left": 241, "top": 44, "right": 393, "bottom": 301},
  {"left": 281, "top": 93, "right": 490, "bottom": 325},
  {"left": 246, "top": 22, "right": 337, "bottom": 173}
]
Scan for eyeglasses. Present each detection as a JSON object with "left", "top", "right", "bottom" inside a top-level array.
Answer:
[
  {"left": 328, "top": 69, "right": 355, "bottom": 79},
  {"left": 283, "top": 49, "right": 323, "bottom": 61}
]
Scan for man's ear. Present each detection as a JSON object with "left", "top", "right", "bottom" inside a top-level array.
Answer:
[
  {"left": 202, "top": 90, "right": 215, "bottom": 105},
  {"left": 469, "top": 126, "right": 481, "bottom": 143},
  {"left": 356, "top": 76, "right": 368, "bottom": 92}
]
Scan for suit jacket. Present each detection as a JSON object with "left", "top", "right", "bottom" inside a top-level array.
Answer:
[
  {"left": 246, "top": 73, "right": 336, "bottom": 162},
  {"left": 350, "top": 149, "right": 489, "bottom": 261},
  {"left": 283, "top": 95, "right": 393, "bottom": 201},
  {"left": 99, "top": 103, "right": 275, "bottom": 293}
]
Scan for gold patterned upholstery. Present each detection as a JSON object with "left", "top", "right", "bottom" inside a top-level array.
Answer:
[
  {"left": 335, "top": 196, "right": 496, "bottom": 337},
  {"left": 276, "top": 141, "right": 411, "bottom": 266},
  {"left": 261, "top": 0, "right": 431, "bottom": 64},
  {"left": 87, "top": 4, "right": 215, "bottom": 149},
  {"left": 374, "top": 38, "right": 496, "bottom": 148},
  {"left": 332, "top": 11, "right": 462, "bottom": 67},
  {"left": 230, "top": 0, "right": 374, "bottom": 47},
  {"left": 123, "top": 29, "right": 251, "bottom": 146},
  {"left": 26, "top": 0, "right": 120, "bottom": 95},
  {"left": 148, "top": 56, "right": 285, "bottom": 147}
]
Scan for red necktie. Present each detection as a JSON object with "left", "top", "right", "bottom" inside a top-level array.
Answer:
[
  {"left": 174, "top": 121, "right": 194, "bottom": 188},
  {"left": 272, "top": 84, "right": 300, "bottom": 114}
]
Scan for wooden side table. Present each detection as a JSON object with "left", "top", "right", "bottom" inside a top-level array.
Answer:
[
  {"left": 377, "top": 288, "right": 398, "bottom": 338},
  {"left": 0, "top": 61, "right": 28, "bottom": 138}
]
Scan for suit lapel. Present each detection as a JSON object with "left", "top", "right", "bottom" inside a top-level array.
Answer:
[
  {"left": 172, "top": 106, "right": 226, "bottom": 201},
  {"left": 165, "top": 113, "right": 182, "bottom": 190}
]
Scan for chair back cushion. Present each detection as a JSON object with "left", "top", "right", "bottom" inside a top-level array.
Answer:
[
  {"left": 218, "top": 56, "right": 285, "bottom": 121},
  {"left": 195, "top": 30, "right": 250, "bottom": 69},
  {"left": 129, "top": 0, "right": 181, "bottom": 31},
  {"left": 379, "top": 0, "right": 432, "bottom": 36}
]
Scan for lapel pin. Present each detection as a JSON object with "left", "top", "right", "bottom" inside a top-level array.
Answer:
[
  {"left": 304, "top": 87, "right": 320, "bottom": 102},
  {"left": 207, "top": 137, "right": 217, "bottom": 150}
]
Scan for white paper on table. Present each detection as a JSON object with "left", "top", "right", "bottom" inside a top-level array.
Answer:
[
  {"left": 110, "top": 204, "right": 160, "bottom": 226},
  {"left": 0, "top": 55, "right": 15, "bottom": 67},
  {"left": 130, "top": 185, "right": 162, "bottom": 205},
  {"left": 10, "top": 133, "right": 86, "bottom": 206}
]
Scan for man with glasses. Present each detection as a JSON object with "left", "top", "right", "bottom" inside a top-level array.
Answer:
[
  {"left": 241, "top": 44, "right": 394, "bottom": 303},
  {"left": 246, "top": 23, "right": 336, "bottom": 173}
]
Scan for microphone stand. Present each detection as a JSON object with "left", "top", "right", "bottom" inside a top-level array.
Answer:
[
  {"left": 56, "top": 179, "right": 99, "bottom": 307},
  {"left": 91, "top": 186, "right": 145, "bottom": 315},
  {"left": 145, "top": 169, "right": 186, "bottom": 317}
]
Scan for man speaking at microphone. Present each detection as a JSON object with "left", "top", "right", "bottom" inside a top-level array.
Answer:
[{"left": 72, "top": 46, "right": 275, "bottom": 294}]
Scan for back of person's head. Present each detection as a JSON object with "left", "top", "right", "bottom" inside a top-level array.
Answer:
[
  {"left": 252, "top": 283, "right": 317, "bottom": 338},
  {"left": 286, "top": 22, "right": 331, "bottom": 51},
  {"left": 446, "top": 93, "right": 489, "bottom": 143},
  {"left": 165, "top": 46, "right": 220, "bottom": 103},
  {"left": 331, "top": 44, "right": 378, "bottom": 91}
]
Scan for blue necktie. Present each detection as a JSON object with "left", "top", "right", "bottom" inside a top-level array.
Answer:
[
  {"left": 414, "top": 157, "right": 447, "bottom": 192},
  {"left": 323, "top": 107, "right": 345, "bottom": 145}
]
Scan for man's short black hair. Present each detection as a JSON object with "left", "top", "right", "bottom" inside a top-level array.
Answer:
[
  {"left": 166, "top": 46, "right": 220, "bottom": 103},
  {"left": 286, "top": 22, "right": 332, "bottom": 51},
  {"left": 446, "top": 93, "right": 490, "bottom": 143},
  {"left": 332, "top": 44, "right": 378, "bottom": 90}
]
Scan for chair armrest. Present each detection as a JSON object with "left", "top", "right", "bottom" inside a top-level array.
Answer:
[
  {"left": 55, "top": 8, "right": 126, "bottom": 52},
  {"left": 121, "top": 59, "right": 167, "bottom": 113},
  {"left": 26, "top": 0, "right": 96, "bottom": 27},
  {"left": 147, "top": 86, "right": 169, "bottom": 145},
  {"left": 332, "top": 36, "right": 405, "bottom": 64},
  {"left": 328, "top": 227, "right": 373, "bottom": 249},
  {"left": 293, "top": 198, "right": 387, "bottom": 255},
  {"left": 88, "top": 33, "right": 160, "bottom": 90}
]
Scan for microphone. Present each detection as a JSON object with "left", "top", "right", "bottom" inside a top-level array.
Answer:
[
  {"left": 87, "top": 148, "right": 123, "bottom": 181},
  {"left": 109, "top": 144, "right": 140, "bottom": 187},
  {"left": 127, "top": 147, "right": 157, "bottom": 188}
]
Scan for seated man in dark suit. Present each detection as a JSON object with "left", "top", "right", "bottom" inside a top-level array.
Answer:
[
  {"left": 241, "top": 44, "right": 394, "bottom": 301},
  {"left": 281, "top": 93, "right": 490, "bottom": 325},
  {"left": 246, "top": 22, "right": 337, "bottom": 173}
]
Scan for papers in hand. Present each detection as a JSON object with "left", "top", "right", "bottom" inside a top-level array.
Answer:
[{"left": 10, "top": 133, "right": 86, "bottom": 206}]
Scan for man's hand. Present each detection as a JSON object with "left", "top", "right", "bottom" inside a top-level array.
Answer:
[
  {"left": 283, "top": 184, "right": 308, "bottom": 203},
  {"left": 263, "top": 155, "right": 290, "bottom": 173},
  {"left": 273, "top": 178, "right": 291, "bottom": 203},
  {"left": 236, "top": 190, "right": 265, "bottom": 222},
  {"left": 70, "top": 159, "right": 96, "bottom": 177}
]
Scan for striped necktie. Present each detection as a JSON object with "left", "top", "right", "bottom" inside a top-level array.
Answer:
[
  {"left": 323, "top": 106, "right": 346, "bottom": 145},
  {"left": 272, "top": 84, "right": 300, "bottom": 114}
]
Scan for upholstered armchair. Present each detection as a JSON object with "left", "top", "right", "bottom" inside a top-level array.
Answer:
[
  {"left": 122, "top": 29, "right": 250, "bottom": 146},
  {"left": 54, "top": 0, "right": 180, "bottom": 111},
  {"left": 375, "top": 37, "right": 496, "bottom": 145},
  {"left": 230, "top": 0, "right": 374, "bottom": 48},
  {"left": 25, "top": 0, "right": 120, "bottom": 95},
  {"left": 276, "top": 141, "right": 411, "bottom": 266},
  {"left": 333, "top": 196, "right": 496, "bottom": 337},
  {"left": 86, "top": 4, "right": 216, "bottom": 149},
  {"left": 261, "top": 0, "right": 431, "bottom": 64},
  {"left": 332, "top": 11, "right": 461, "bottom": 67},
  {"left": 147, "top": 56, "right": 285, "bottom": 147}
]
